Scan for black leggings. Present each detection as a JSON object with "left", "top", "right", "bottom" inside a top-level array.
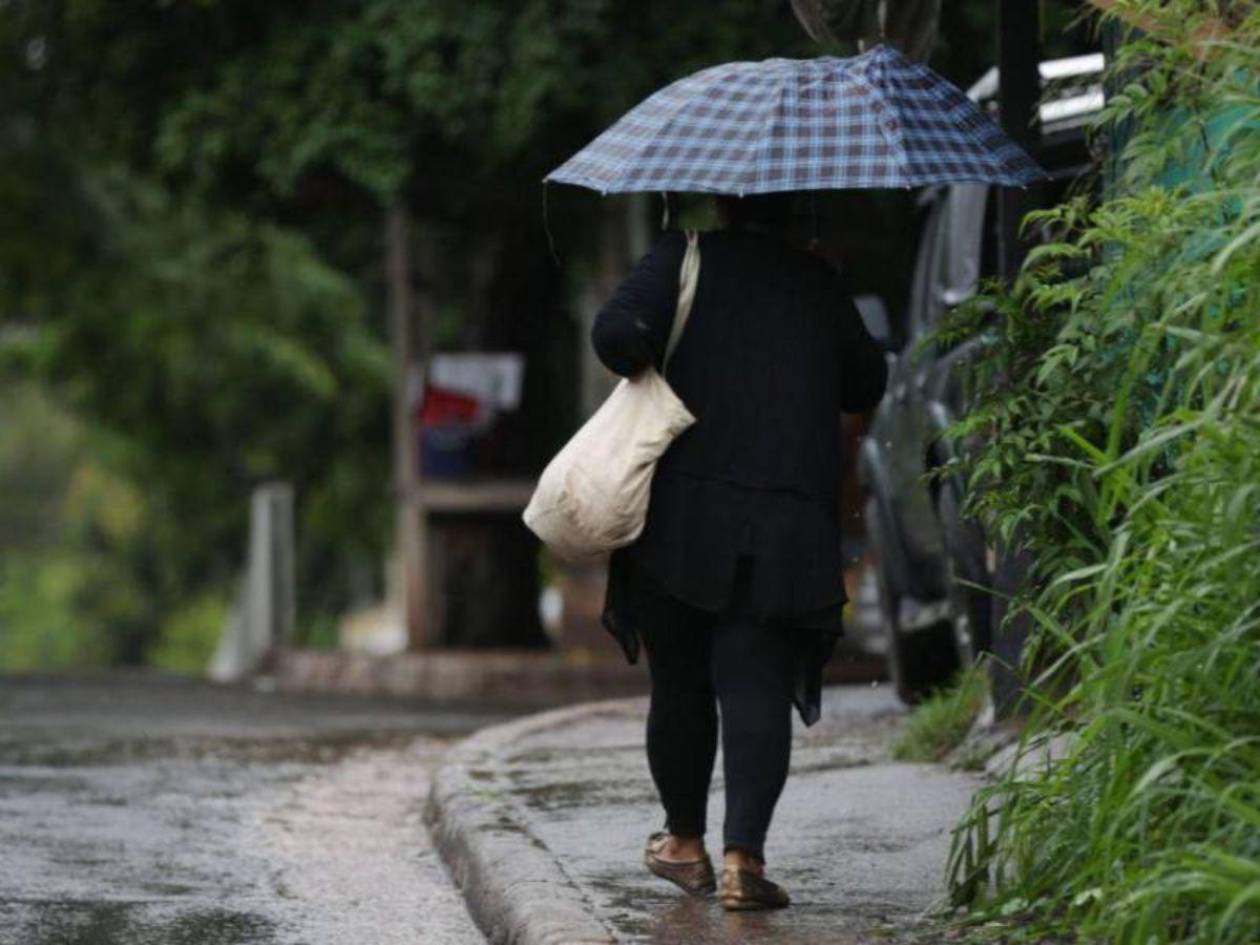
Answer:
[{"left": 637, "top": 575, "right": 798, "bottom": 863}]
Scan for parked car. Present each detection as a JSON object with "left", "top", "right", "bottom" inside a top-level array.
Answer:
[{"left": 858, "top": 53, "right": 1104, "bottom": 703}]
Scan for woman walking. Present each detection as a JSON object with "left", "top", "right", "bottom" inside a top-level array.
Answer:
[{"left": 592, "top": 195, "right": 888, "bottom": 910}]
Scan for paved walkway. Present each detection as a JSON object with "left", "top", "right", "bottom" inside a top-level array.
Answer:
[
  {"left": 0, "top": 674, "right": 507, "bottom": 945},
  {"left": 430, "top": 685, "right": 982, "bottom": 945}
]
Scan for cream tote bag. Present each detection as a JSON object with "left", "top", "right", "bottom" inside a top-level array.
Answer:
[{"left": 523, "top": 230, "right": 700, "bottom": 561}]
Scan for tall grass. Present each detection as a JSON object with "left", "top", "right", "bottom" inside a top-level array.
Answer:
[
  {"left": 940, "top": 5, "right": 1260, "bottom": 943},
  {"left": 893, "top": 666, "right": 988, "bottom": 764}
]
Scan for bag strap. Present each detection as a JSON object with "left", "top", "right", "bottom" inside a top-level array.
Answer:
[{"left": 664, "top": 229, "right": 700, "bottom": 369}]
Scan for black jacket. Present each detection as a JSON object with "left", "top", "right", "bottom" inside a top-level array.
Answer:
[{"left": 592, "top": 226, "right": 886, "bottom": 723}]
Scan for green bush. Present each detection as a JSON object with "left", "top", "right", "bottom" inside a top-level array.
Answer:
[
  {"left": 0, "top": 383, "right": 152, "bottom": 670},
  {"left": 0, "top": 554, "right": 113, "bottom": 670},
  {"left": 941, "top": 5, "right": 1260, "bottom": 943},
  {"left": 147, "top": 593, "right": 229, "bottom": 675},
  {"left": 0, "top": 382, "right": 213, "bottom": 671},
  {"left": 893, "top": 666, "right": 988, "bottom": 764}
]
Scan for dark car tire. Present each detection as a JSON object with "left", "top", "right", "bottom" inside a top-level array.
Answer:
[
  {"left": 889, "top": 618, "right": 962, "bottom": 705},
  {"left": 866, "top": 497, "right": 961, "bottom": 704}
]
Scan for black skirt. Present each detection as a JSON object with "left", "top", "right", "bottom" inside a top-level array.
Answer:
[{"left": 602, "top": 472, "right": 846, "bottom": 726}]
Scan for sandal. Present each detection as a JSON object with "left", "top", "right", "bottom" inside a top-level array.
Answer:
[
  {"left": 644, "top": 832, "right": 716, "bottom": 896},
  {"left": 719, "top": 866, "right": 791, "bottom": 911}
]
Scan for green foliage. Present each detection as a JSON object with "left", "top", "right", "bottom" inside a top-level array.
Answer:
[
  {"left": 0, "top": 383, "right": 152, "bottom": 668},
  {"left": 0, "top": 1, "right": 1092, "bottom": 669},
  {"left": 940, "top": 5, "right": 1260, "bottom": 943},
  {"left": 0, "top": 382, "right": 82, "bottom": 551},
  {"left": 0, "top": 554, "right": 114, "bottom": 670},
  {"left": 148, "top": 593, "right": 229, "bottom": 674},
  {"left": 0, "top": 0, "right": 818, "bottom": 667},
  {"left": 0, "top": 147, "right": 390, "bottom": 660},
  {"left": 893, "top": 665, "right": 987, "bottom": 763},
  {"left": 150, "top": 0, "right": 817, "bottom": 204}
]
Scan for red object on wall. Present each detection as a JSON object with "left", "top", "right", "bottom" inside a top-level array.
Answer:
[{"left": 418, "top": 385, "right": 481, "bottom": 427}]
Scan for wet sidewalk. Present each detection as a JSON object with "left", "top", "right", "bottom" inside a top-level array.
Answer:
[
  {"left": 429, "top": 685, "right": 981, "bottom": 945},
  {"left": 0, "top": 674, "right": 508, "bottom": 945}
]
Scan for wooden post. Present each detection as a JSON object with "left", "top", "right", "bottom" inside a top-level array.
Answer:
[
  {"left": 996, "top": 0, "right": 1042, "bottom": 279},
  {"left": 386, "top": 198, "right": 428, "bottom": 650},
  {"left": 989, "top": 2, "right": 1043, "bottom": 717}
]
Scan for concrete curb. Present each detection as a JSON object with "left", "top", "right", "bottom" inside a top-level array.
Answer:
[
  {"left": 275, "top": 647, "right": 882, "bottom": 708},
  {"left": 426, "top": 699, "right": 643, "bottom": 945},
  {"left": 275, "top": 648, "right": 651, "bottom": 708}
]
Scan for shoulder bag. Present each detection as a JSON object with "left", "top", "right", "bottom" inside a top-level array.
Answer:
[{"left": 523, "top": 230, "right": 700, "bottom": 561}]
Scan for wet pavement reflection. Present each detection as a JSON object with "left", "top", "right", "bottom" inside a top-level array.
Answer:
[
  {"left": 496, "top": 686, "right": 980, "bottom": 944},
  {"left": 0, "top": 675, "right": 506, "bottom": 945}
]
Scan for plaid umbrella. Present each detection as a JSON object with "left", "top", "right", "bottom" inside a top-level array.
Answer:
[{"left": 546, "top": 44, "right": 1043, "bottom": 195}]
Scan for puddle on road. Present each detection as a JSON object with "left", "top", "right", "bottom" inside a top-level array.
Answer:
[
  {"left": 511, "top": 777, "right": 657, "bottom": 813},
  {"left": 2, "top": 902, "right": 279, "bottom": 945},
  {"left": 585, "top": 879, "right": 914, "bottom": 945},
  {"left": 0, "top": 730, "right": 485, "bottom": 945},
  {"left": 0, "top": 730, "right": 423, "bottom": 768}
]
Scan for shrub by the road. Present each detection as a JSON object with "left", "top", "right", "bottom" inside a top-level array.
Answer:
[
  {"left": 942, "top": 5, "right": 1260, "bottom": 943},
  {"left": 893, "top": 666, "right": 987, "bottom": 764}
]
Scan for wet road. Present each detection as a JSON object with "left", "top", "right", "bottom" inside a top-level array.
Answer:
[{"left": 0, "top": 674, "right": 507, "bottom": 945}]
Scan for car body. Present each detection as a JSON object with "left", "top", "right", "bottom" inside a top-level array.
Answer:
[{"left": 858, "top": 54, "right": 1104, "bottom": 702}]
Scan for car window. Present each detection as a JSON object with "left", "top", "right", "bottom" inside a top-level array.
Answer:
[
  {"left": 934, "top": 184, "right": 989, "bottom": 315},
  {"left": 906, "top": 197, "right": 945, "bottom": 344}
]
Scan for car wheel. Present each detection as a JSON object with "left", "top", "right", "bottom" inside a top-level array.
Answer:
[{"left": 866, "top": 497, "right": 961, "bottom": 704}]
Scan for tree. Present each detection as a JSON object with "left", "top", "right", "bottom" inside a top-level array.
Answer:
[{"left": 0, "top": 0, "right": 819, "bottom": 661}]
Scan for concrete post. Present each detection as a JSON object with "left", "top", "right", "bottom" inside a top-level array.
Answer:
[{"left": 209, "top": 482, "right": 296, "bottom": 681}]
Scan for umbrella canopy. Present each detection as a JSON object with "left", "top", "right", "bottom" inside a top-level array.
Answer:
[{"left": 546, "top": 44, "right": 1044, "bottom": 195}]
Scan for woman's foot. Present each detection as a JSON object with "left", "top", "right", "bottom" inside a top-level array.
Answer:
[
  {"left": 719, "top": 849, "right": 790, "bottom": 910},
  {"left": 644, "top": 832, "right": 716, "bottom": 895}
]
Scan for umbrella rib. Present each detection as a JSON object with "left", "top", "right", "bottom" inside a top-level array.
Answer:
[
  {"left": 850, "top": 72, "right": 912, "bottom": 187},
  {"left": 604, "top": 65, "right": 735, "bottom": 193},
  {"left": 546, "top": 65, "right": 723, "bottom": 191},
  {"left": 915, "top": 61, "right": 1038, "bottom": 185},
  {"left": 742, "top": 71, "right": 794, "bottom": 195}
]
